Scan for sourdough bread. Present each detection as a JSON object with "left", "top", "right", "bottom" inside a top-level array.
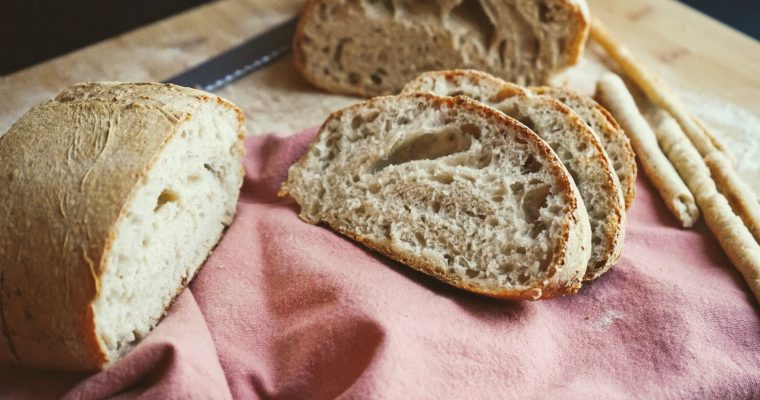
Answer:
[
  {"left": 0, "top": 82, "right": 245, "bottom": 371},
  {"left": 280, "top": 92, "right": 591, "bottom": 300},
  {"left": 294, "top": 0, "right": 590, "bottom": 96},
  {"left": 404, "top": 70, "right": 625, "bottom": 280},
  {"left": 531, "top": 86, "right": 637, "bottom": 210}
]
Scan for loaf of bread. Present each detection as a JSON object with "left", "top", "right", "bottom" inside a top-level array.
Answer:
[
  {"left": 294, "top": 0, "right": 590, "bottom": 96},
  {"left": 280, "top": 92, "right": 591, "bottom": 300},
  {"left": 404, "top": 70, "right": 625, "bottom": 280},
  {"left": 0, "top": 82, "right": 245, "bottom": 371},
  {"left": 531, "top": 86, "right": 637, "bottom": 210}
]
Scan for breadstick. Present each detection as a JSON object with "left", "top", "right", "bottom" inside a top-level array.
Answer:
[
  {"left": 596, "top": 72, "right": 699, "bottom": 228},
  {"left": 655, "top": 114, "right": 760, "bottom": 303},
  {"left": 590, "top": 19, "right": 760, "bottom": 243},
  {"left": 693, "top": 115, "right": 736, "bottom": 166}
]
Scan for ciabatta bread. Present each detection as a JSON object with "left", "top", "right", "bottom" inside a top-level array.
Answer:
[
  {"left": 404, "top": 70, "right": 625, "bottom": 280},
  {"left": 280, "top": 92, "right": 591, "bottom": 300},
  {"left": 294, "top": 0, "right": 590, "bottom": 96},
  {"left": 0, "top": 82, "right": 245, "bottom": 371},
  {"left": 532, "top": 86, "right": 637, "bottom": 210}
]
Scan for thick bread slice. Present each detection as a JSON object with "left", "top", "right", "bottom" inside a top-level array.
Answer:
[
  {"left": 404, "top": 70, "right": 625, "bottom": 280},
  {"left": 294, "top": 0, "right": 590, "bottom": 96},
  {"left": 0, "top": 82, "right": 245, "bottom": 371},
  {"left": 532, "top": 86, "right": 637, "bottom": 210},
  {"left": 280, "top": 92, "right": 591, "bottom": 300}
]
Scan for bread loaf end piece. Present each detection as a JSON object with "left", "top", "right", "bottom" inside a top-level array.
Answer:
[
  {"left": 281, "top": 93, "right": 591, "bottom": 299},
  {"left": 0, "top": 82, "right": 245, "bottom": 370},
  {"left": 294, "top": 0, "right": 590, "bottom": 96}
]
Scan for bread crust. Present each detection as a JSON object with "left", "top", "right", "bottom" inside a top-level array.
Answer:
[
  {"left": 531, "top": 86, "right": 637, "bottom": 210},
  {"left": 293, "top": 0, "right": 591, "bottom": 97},
  {"left": 280, "top": 92, "right": 590, "bottom": 300},
  {"left": 0, "top": 82, "right": 244, "bottom": 371}
]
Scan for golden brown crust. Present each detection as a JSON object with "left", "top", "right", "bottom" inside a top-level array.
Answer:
[
  {"left": 0, "top": 82, "right": 244, "bottom": 371},
  {"left": 281, "top": 92, "right": 589, "bottom": 299}
]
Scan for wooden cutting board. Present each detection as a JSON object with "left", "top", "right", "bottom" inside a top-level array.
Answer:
[{"left": 1, "top": 0, "right": 757, "bottom": 136}]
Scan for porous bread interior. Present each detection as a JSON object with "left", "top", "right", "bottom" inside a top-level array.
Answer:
[
  {"left": 533, "top": 86, "right": 636, "bottom": 209},
  {"left": 405, "top": 74, "right": 621, "bottom": 271},
  {"left": 287, "top": 95, "right": 577, "bottom": 293},
  {"left": 297, "top": 0, "right": 587, "bottom": 95},
  {"left": 92, "top": 103, "right": 242, "bottom": 362}
]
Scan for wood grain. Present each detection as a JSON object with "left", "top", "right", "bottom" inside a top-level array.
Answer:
[{"left": 0, "top": 0, "right": 758, "bottom": 136}]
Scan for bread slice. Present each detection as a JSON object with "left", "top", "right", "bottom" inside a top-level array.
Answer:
[
  {"left": 0, "top": 82, "right": 245, "bottom": 371},
  {"left": 532, "top": 86, "right": 637, "bottom": 210},
  {"left": 293, "top": 0, "right": 590, "bottom": 96},
  {"left": 280, "top": 92, "right": 591, "bottom": 300},
  {"left": 404, "top": 70, "right": 625, "bottom": 280}
]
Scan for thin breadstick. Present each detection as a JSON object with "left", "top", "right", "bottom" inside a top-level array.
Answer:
[
  {"left": 692, "top": 115, "right": 736, "bottom": 166},
  {"left": 596, "top": 72, "right": 699, "bottom": 228},
  {"left": 590, "top": 19, "right": 760, "bottom": 243},
  {"left": 655, "top": 113, "right": 760, "bottom": 302}
]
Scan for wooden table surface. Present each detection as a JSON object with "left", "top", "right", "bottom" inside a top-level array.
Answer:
[{"left": 1, "top": 0, "right": 758, "bottom": 138}]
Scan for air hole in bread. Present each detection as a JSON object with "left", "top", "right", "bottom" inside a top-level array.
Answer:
[
  {"left": 348, "top": 72, "right": 361, "bottom": 85},
  {"left": 522, "top": 184, "right": 551, "bottom": 223},
  {"left": 432, "top": 200, "right": 442, "bottom": 213},
  {"left": 529, "top": 221, "right": 547, "bottom": 239},
  {"left": 491, "top": 195, "right": 504, "bottom": 202},
  {"left": 351, "top": 115, "right": 364, "bottom": 129},
  {"left": 449, "top": 0, "right": 496, "bottom": 50},
  {"left": 154, "top": 189, "right": 179, "bottom": 212},
  {"left": 510, "top": 182, "right": 525, "bottom": 196},
  {"left": 367, "top": 183, "right": 381, "bottom": 194},
  {"left": 538, "top": 2, "right": 555, "bottom": 23},
  {"left": 521, "top": 155, "right": 542, "bottom": 174},
  {"left": 539, "top": 249, "right": 554, "bottom": 272},
  {"left": 414, "top": 231, "right": 426, "bottom": 246},
  {"left": 372, "top": 128, "right": 473, "bottom": 172},
  {"left": 498, "top": 39, "right": 508, "bottom": 66},
  {"left": 466, "top": 269, "right": 480, "bottom": 278},
  {"left": 443, "top": 254, "right": 454, "bottom": 265},
  {"left": 334, "top": 38, "right": 352, "bottom": 69}
]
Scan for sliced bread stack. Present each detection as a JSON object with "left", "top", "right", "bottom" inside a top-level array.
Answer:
[
  {"left": 281, "top": 92, "right": 591, "bottom": 300},
  {"left": 403, "top": 70, "right": 631, "bottom": 280},
  {"left": 281, "top": 70, "right": 634, "bottom": 298}
]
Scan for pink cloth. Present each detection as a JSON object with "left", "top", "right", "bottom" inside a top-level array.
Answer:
[{"left": 2, "top": 128, "right": 758, "bottom": 399}]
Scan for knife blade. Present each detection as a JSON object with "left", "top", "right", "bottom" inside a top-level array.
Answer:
[{"left": 163, "top": 16, "right": 299, "bottom": 92}]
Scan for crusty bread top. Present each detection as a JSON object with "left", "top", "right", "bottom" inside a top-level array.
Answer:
[
  {"left": 281, "top": 92, "right": 591, "bottom": 300},
  {"left": 0, "top": 82, "right": 243, "bottom": 370},
  {"left": 293, "top": 0, "right": 591, "bottom": 96},
  {"left": 532, "top": 86, "right": 637, "bottom": 210}
]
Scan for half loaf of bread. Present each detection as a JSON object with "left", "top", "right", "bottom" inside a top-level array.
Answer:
[
  {"left": 294, "top": 0, "right": 590, "bottom": 96},
  {"left": 404, "top": 70, "right": 625, "bottom": 280},
  {"left": 280, "top": 92, "right": 591, "bottom": 300},
  {"left": 0, "top": 82, "right": 245, "bottom": 371}
]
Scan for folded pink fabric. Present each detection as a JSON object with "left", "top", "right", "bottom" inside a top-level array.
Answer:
[{"left": 2, "top": 128, "right": 758, "bottom": 399}]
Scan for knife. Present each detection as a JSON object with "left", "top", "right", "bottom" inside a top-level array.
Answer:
[{"left": 163, "top": 16, "right": 299, "bottom": 92}]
